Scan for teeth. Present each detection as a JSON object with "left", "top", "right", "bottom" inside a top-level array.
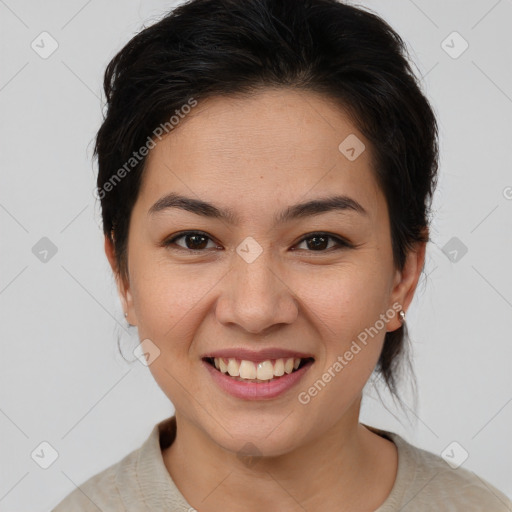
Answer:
[
  {"left": 239, "top": 360, "right": 257, "bottom": 379},
  {"left": 256, "top": 360, "right": 274, "bottom": 380},
  {"left": 274, "top": 358, "right": 284, "bottom": 376},
  {"left": 212, "top": 356, "right": 309, "bottom": 381},
  {"left": 284, "top": 358, "right": 294, "bottom": 374},
  {"left": 227, "top": 358, "right": 239, "bottom": 377}
]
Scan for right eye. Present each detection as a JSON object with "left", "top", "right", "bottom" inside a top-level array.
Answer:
[{"left": 163, "top": 231, "right": 220, "bottom": 252}]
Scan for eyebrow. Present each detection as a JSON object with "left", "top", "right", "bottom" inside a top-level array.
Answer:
[{"left": 148, "top": 192, "right": 368, "bottom": 225}]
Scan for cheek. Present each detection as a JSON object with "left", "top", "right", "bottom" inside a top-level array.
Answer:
[
  {"left": 128, "top": 248, "right": 225, "bottom": 350},
  {"left": 130, "top": 246, "right": 393, "bottom": 343},
  {"left": 302, "top": 261, "right": 392, "bottom": 334},
  {"left": 128, "top": 260, "right": 217, "bottom": 406},
  {"left": 298, "top": 262, "right": 392, "bottom": 392}
]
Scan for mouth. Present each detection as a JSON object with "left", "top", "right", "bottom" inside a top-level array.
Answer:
[{"left": 202, "top": 356, "right": 315, "bottom": 383}]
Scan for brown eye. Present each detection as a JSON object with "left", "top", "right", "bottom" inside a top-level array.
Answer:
[
  {"left": 164, "top": 231, "right": 217, "bottom": 251},
  {"left": 163, "top": 230, "right": 352, "bottom": 254},
  {"left": 294, "top": 233, "right": 351, "bottom": 252}
]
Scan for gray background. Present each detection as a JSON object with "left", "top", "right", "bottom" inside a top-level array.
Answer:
[{"left": 1, "top": 0, "right": 511, "bottom": 509}]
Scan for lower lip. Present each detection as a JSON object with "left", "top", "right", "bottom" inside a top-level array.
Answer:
[{"left": 203, "top": 359, "right": 314, "bottom": 400}]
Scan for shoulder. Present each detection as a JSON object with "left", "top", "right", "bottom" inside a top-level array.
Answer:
[
  {"left": 364, "top": 424, "right": 512, "bottom": 512},
  {"left": 50, "top": 417, "right": 182, "bottom": 511},
  {"left": 386, "top": 430, "right": 512, "bottom": 511},
  {"left": 50, "top": 448, "right": 139, "bottom": 511}
]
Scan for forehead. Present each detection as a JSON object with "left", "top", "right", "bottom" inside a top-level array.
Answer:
[{"left": 138, "top": 88, "right": 384, "bottom": 223}]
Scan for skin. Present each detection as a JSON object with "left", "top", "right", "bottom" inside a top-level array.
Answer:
[{"left": 105, "top": 88, "right": 426, "bottom": 511}]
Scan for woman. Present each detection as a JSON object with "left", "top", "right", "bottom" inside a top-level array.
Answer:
[{"left": 52, "top": 0, "right": 512, "bottom": 510}]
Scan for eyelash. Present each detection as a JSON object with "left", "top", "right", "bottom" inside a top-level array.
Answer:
[{"left": 162, "top": 230, "right": 353, "bottom": 253}]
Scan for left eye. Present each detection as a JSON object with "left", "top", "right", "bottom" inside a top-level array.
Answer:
[
  {"left": 163, "top": 231, "right": 351, "bottom": 252},
  {"left": 294, "top": 233, "right": 350, "bottom": 252}
]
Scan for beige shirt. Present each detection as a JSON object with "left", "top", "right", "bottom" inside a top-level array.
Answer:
[{"left": 51, "top": 416, "right": 512, "bottom": 511}]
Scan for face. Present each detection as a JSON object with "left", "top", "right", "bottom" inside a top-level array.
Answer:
[{"left": 107, "top": 88, "right": 423, "bottom": 457}]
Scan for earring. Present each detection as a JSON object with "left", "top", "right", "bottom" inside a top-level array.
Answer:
[
  {"left": 399, "top": 310, "right": 406, "bottom": 323},
  {"left": 124, "top": 312, "right": 128, "bottom": 318}
]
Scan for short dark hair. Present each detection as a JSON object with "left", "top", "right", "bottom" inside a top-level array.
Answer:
[{"left": 95, "top": 0, "right": 439, "bottom": 408}]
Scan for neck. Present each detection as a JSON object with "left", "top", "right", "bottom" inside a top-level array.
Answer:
[{"left": 162, "top": 397, "right": 398, "bottom": 511}]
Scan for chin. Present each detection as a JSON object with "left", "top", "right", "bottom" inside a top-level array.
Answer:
[{"left": 205, "top": 411, "right": 310, "bottom": 459}]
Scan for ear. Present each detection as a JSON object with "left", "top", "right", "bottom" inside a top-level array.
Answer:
[
  {"left": 386, "top": 233, "right": 427, "bottom": 332},
  {"left": 104, "top": 234, "right": 136, "bottom": 326}
]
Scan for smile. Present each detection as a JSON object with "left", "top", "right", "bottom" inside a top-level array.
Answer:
[
  {"left": 202, "top": 355, "right": 315, "bottom": 400},
  {"left": 204, "top": 356, "right": 314, "bottom": 382}
]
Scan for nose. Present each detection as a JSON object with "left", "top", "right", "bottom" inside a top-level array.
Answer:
[{"left": 214, "top": 248, "right": 299, "bottom": 335}]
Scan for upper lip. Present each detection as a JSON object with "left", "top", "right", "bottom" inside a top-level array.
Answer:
[{"left": 201, "top": 348, "right": 315, "bottom": 362}]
